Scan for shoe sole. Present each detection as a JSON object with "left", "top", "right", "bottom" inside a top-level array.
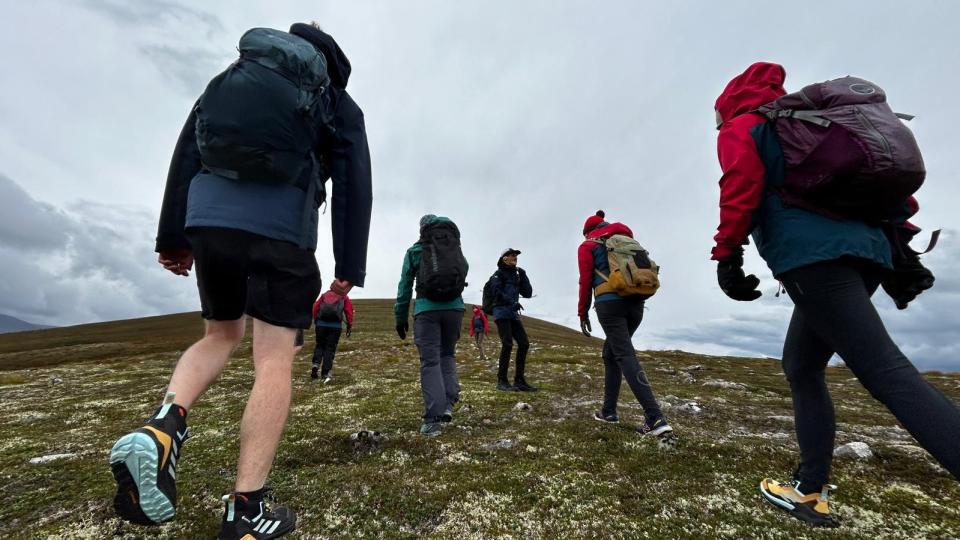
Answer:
[
  {"left": 593, "top": 414, "right": 620, "bottom": 424},
  {"left": 759, "top": 481, "right": 839, "bottom": 528},
  {"left": 647, "top": 425, "right": 673, "bottom": 437},
  {"left": 109, "top": 432, "right": 175, "bottom": 524}
]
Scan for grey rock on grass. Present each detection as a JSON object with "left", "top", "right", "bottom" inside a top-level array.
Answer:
[
  {"left": 702, "top": 379, "right": 747, "bottom": 391},
  {"left": 834, "top": 441, "right": 874, "bottom": 459}
]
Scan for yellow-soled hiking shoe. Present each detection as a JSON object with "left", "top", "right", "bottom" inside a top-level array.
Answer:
[
  {"left": 760, "top": 478, "right": 840, "bottom": 528},
  {"left": 109, "top": 393, "right": 189, "bottom": 525}
]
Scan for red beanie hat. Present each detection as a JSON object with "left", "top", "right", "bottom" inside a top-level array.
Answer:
[{"left": 582, "top": 210, "right": 606, "bottom": 235}]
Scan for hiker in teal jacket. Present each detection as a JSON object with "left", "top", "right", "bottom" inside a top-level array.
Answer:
[{"left": 395, "top": 215, "right": 469, "bottom": 436}]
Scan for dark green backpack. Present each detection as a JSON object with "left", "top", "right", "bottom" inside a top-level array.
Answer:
[{"left": 195, "top": 28, "right": 330, "bottom": 185}]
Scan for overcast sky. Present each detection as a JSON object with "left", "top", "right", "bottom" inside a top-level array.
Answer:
[{"left": 1, "top": 1, "right": 958, "bottom": 371}]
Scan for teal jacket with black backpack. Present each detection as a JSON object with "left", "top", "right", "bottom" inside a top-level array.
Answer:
[{"left": 394, "top": 217, "right": 469, "bottom": 325}]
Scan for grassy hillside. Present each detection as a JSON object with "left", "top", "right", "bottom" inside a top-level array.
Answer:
[{"left": 1, "top": 300, "right": 959, "bottom": 539}]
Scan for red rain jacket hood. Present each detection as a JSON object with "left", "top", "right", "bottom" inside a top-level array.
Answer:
[
  {"left": 710, "top": 63, "right": 786, "bottom": 261},
  {"left": 577, "top": 222, "right": 634, "bottom": 317},
  {"left": 715, "top": 62, "right": 786, "bottom": 124}
]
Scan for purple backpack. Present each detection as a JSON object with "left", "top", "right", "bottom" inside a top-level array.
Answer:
[{"left": 757, "top": 76, "right": 925, "bottom": 221}]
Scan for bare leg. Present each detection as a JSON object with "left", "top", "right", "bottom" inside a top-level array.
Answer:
[
  {"left": 166, "top": 319, "right": 245, "bottom": 409},
  {"left": 235, "top": 318, "right": 297, "bottom": 492}
]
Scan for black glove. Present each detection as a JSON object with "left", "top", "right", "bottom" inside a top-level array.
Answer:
[
  {"left": 396, "top": 321, "right": 408, "bottom": 340},
  {"left": 716, "top": 251, "right": 762, "bottom": 301},
  {"left": 882, "top": 256, "right": 935, "bottom": 310},
  {"left": 580, "top": 316, "right": 592, "bottom": 337},
  {"left": 346, "top": 324, "right": 353, "bottom": 338},
  {"left": 515, "top": 303, "right": 524, "bottom": 312}
]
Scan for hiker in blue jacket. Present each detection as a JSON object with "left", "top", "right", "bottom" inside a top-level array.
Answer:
[
  {"left": 489, "top": 249, "right": 536, "bottom": 392},
  {"left": 110, "top": 23, "right": 372, "bottom": 540}
]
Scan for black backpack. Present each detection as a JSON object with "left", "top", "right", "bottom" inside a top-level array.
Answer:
[
  {"left": 481, "top": 273, "right": 499, "bottom": 315},
  {"left": 416, "top": 222, "right": 467, "bottom": 302},
  {"left": 195, "top": 28, "right": 330, "bottom": 185},
  {"left": 317, "top": 296, "right": 345, "bottom": 323}
]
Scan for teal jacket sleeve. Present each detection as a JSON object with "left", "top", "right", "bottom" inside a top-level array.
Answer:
[{"left": 394, "top": 247, "right": 417, "bottom": 323}]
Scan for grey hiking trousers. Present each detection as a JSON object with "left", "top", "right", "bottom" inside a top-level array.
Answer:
[
  {"left": 414, "top": 310, "right": 463, "bottom": 421},
  {"left": 596, "top": 296, "right": 664, "bottom": 422}
]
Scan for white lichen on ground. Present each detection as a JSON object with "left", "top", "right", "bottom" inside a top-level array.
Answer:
[{"left": 1, "top": 302, "right": 958, "bottom": 539}]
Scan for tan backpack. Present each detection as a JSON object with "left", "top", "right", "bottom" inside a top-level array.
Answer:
[{"left": 592, "top": 234, "right": 660, "bottom": 297}]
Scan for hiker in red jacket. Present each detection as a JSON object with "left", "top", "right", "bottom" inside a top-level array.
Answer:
[
  {"left": 310, "top": 291, "right": 354, "bottom": 383},
  {"left": 578, "top": 210, "right": 672, "bottom": 438},
  {"left": 712, "top": 62, "right": 959, "bottom": 527},
  {"left": 468, "top": 305, "right": 489, "bottom": 361}
]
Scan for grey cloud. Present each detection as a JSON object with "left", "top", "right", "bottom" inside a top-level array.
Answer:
[
  {"left": 0, "top": 176, "right": 196, "bottom": 326},
  {"left": 2, "top": 1, "right": 959, "bottom": 373},
  {"left": 0, "top": 174, "right": 71, "bottom": 251},
  {"left": 81, "top": 0, "right": 229, "bottom": 95},
  {"left": 140, "top": 45, "right": 228, "bottom": 94},
  {"left": 80, "top": 0, "right": 223, "bottom": 34}
]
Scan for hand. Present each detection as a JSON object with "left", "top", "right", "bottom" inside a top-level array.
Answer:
[
  {"left": 331, "top": 279, "right": 353, "bottom": 296},
  {"left": 158, "top": 249, "right": 194, "bottom": 277},
  {"left": 515, "top": 303, "right": 524, "bottom": 312},
  {"left": 882, "top": 257, "right": 935, "bottom": 310},
  {"left": 580, "top": 316, "right": 592, "bottom": 337},
  {"left": 396, "top": 321, "right": 408, "bottom": 340},
  {"left": 346, "top": 324, "right": 353, "bottom": 338},
  {"left": 716, "top": 252, "right": 761, "bottom": 301}
]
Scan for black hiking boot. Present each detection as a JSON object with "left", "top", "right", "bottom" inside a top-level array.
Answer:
[
  {"left": 109, "top": 393, "right": 189, "bottom": 525},
  {"left": 496, "top": 380, "right": 518, "bottom": 392},
  {"left": 310, "top": 366, "right": 318, "bottom": 380},
  {"left": 514, "top": 378, "right": 538, "bottom": 392},
  {"left": 219, "top": 488, "right": 297, "bottom": 539}
]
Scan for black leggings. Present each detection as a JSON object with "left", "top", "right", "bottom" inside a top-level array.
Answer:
[
  {"left": 781, "top": 259, "right": 960, "bottom": 487},
  {"left": 311, "top": 326, "right": 342, "bottom": 376},
  {"left": 496, "top": 318, "right": 529, "bottom": 382}
]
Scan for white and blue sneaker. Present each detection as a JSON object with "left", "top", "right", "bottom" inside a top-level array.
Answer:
[{"left": 637, "top": 416, "right": 673, "bottom": 437}]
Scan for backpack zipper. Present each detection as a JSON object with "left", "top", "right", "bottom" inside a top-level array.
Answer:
[{"left": 853, "top": 107, "right": 892, "bottom": 158}]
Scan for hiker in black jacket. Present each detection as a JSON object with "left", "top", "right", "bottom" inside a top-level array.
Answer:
[
  {"left": 488, "top": 249, "right": 536, "bottom": 392},
  {"left": 110, "top": 23, "right": 371, "bottom": 540}
]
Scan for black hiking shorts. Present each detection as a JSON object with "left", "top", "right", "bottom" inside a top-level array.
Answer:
[{"left": 187, "top": 227, "right": 321, "bottom": 329}]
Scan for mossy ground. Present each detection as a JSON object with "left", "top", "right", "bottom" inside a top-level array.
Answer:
[{"left": 1, "top": 300, "right": 959, "bottom": 539}]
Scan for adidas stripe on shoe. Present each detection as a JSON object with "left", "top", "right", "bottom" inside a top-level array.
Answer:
[
  {"left": 219, "top": 489, "right": 297, "bottom": 539},
  {"left": 109, "top": 393, "right": 188, "bottom": 525}
]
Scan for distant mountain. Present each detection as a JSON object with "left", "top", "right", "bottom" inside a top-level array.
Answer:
[{"left": 0, "top": 314, "right": 53, "bottom": 334}]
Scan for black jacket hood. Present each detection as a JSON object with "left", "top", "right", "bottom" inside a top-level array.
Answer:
[{"left": 289, "top": 23, "right": 351, "bottom": 89}]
